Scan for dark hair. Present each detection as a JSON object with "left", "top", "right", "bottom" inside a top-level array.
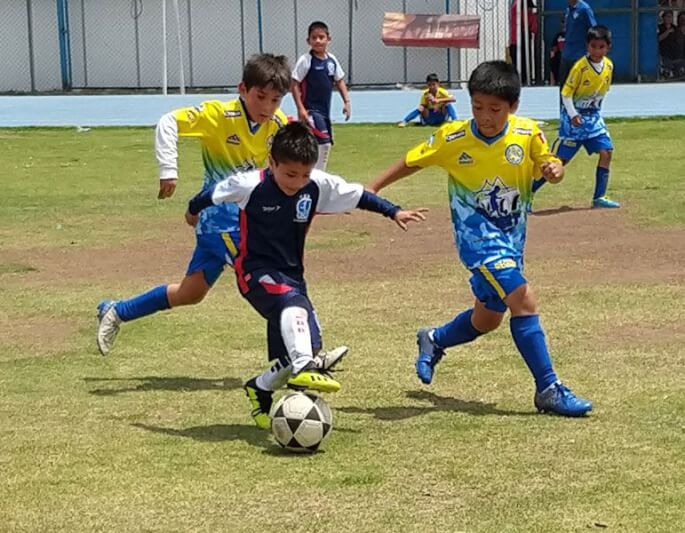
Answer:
[
  {"left": 308, "top": 21, "right": 330, "bottom": 36},
  {"left": 426, "top": 73, "right": 440, "bottom": 83},
  {"left": 270, "top": 122, "right": 319, "bottom": 166},
  {"left": 587, "top": 25, "right": 612, "bottom": 45},
  {"left": 467, "top": 61, "right": 520, "bottom": 105},
  {"left": 242, "top": 53, "right": 291, "bottom": 95}
]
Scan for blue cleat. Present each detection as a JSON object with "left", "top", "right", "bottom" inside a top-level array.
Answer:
[
  {"left": 592, "top": 196, "right": 620, "bottom": 209},
  {"left": 96, "top": 299, "right": 121, "bottom": 356},
  {"left": 534, "top": 382, "right": 593, "bottom": 417},
  {"left": 415, "top": 328, "right": 445, "bottom": 385}
]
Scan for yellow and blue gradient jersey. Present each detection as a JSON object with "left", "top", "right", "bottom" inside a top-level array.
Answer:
[
  {"left": 173, "top": 99, "right": 287, "bottom": 234},
  {"left": 559, "top": 56, "right": 613, "bottom": 140},
  {"left": 406, "top": 116, "right": 559, "bottom": 270},
  {"left": 420, "top": 87, "right": 452, "bottom": 112}
]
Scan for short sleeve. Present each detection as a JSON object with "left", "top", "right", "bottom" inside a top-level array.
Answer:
[
  {"left": 328, "top": 53, "right": 345, "bottom": 81},
  {"left": 292, "top": 54, "right": 311, "bottom": 82},
  {"left": 212, "top": 170, "right": 262, "bottom": 208},
  {"left": 561, "top": 63, "right": 580, "bottom": 98},
  {"left": 405, "top": 128, "right": 448, "bottom": 168},
  {"left": 530, "top": 124, "right": 560, "bottom": 176},
  {"left": 311, "top": 170, "right": 363, "bottom": 213}
]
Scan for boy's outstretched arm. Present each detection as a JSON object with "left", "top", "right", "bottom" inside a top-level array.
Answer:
[
  {"left": 356, "top": 190, "right": 427, "bottom": 231},
  {"left": 335, "top": 79, "right": 351, "bottom": 121},
  {"left": 367, "top": 158, "right": 421, "bottom": 194},
  {"left": 155, "top": 112, "right": 180, "bottom": 199}
]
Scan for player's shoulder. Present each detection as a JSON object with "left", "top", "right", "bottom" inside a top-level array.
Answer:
[
  {"left": 326, "top": 52, "right": 341, "bottom": 64},
  {"left": 573, "top": 56, "right": 590, "bottom": 72},
  {"left": 438, "top": 119, "right": 470, "bottom": 142},
  {"left": 605, "top": 57, "right": 614, "bottom": 71},
  {"left": 270, "top": 109, "right": 288, "bottom": 129},
  {"left": 437, "top": 86, "right": 451, "bottom": 97},
  {"left": 213, "top": 98, "right": 245, "bottom": 119},
  {"left": 509, "top": 115, "right": 539, "bottom": 132}
]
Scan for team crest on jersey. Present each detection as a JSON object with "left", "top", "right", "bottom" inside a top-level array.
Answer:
[
  {"left": 224, "top": 109, "right": 242, "bottom": 118},
  {"left": 327, "top": 61, "right": 336, "bottom": 76},
  {"left": 458, "top": 152, "right": 474, "bottom": 165},
  {"left": 295, "top": 193, "right": 313, "bottom": 222},
  {"left": 445, "top": 130, "right": 466, "bottom": 142},
  {"left": 474, "top": 177, "right": 520, "bottom": 219},
  {"left": 505, "top": 144, "right": 524, "bottom": 165},
  {"left": 226, "top": 134, "right": 240, "bottom": 145}
]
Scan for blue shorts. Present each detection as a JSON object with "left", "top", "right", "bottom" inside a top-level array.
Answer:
[
  {"left": 307, "top": 110, "right": 333, "bottom": 145},
  {"left": 554, "top": 133, "right": 613, "bottom": 161},
  {"left": 469, "top": 259, "right": 527, "bottom": 313},
  {"left": 421, "top": 109, "right": 449, "bottom": 126},
  {"left": 240, "top": 269, "right": 322, "bottom": 364},
  {"left": 186, "top": 231, "right": 239, "bottom": 286}
]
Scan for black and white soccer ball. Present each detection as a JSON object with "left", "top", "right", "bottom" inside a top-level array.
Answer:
[{"left": 270, "top": 391, "right": 333, "bottom": 453}]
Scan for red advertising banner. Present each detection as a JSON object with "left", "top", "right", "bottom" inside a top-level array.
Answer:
[{"left": 382, "top": 12, "right": 481, "bottom": 48}]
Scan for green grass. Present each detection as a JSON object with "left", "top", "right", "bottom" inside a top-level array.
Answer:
[{"left": 1, "top": 120, "right": 684, "bottom": 532}]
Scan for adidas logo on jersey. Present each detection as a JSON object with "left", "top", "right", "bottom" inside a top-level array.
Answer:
[
  {"left": 458, "top": 152, "right": 474, "bottom": 165},
  {"left": 226, "top": 134, "right": 241, "bottom": 145}
]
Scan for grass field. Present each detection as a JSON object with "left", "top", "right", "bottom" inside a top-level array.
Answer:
[{"left": 1, "top": 119, "right": 684, "bottom": 532}]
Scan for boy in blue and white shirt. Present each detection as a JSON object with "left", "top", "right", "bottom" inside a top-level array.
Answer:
[{"left": 291, "top": 21, "right": 351, "bottom": 171}]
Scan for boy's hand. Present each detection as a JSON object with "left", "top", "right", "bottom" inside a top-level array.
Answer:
[
  {"left": 158, "top": 179, "right": 177, "bottom": 199},
  {"left": 393, "top": 208, "right": 428, "bottom": 231},
  {"left": 342, "top": 101, "right": 351, "bottom": 121},
  {"left": 540, "top": 161, "right": 564, "bottom": 184},
  {"left": 185, "top": 210, "right": 199, "bottom": 227},
  {"left": 298, "top": 109, "right": 310, "bottom": 124},
  {"left": 571, "top": 115, "right": 583, "bottom": 127}
]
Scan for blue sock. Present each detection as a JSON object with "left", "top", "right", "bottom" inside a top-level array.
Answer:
[
  {"left": 594, "top": 166, "right": 609, "bottom": 199},
  {"left": 432, "top": 309, "right": 483, "bottom": 348},
  {"left": 115, "top": 285, "right": 170, "bottom": 322},
  {"left": 532, "top": 177, "right": 546, "bottom": 193},
  {"left": 510, "top": 315, "right": 558, "bottom": 393},
  {"left": 446, "top": 103, "right": 457, "bottom": 120},
  {"left": 402, "top": 108, "right": 421, "bottom": 123}
]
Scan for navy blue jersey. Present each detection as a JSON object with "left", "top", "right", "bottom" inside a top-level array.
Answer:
[{"left": 292, "top": 52, "right": 345, "bottom": 118}]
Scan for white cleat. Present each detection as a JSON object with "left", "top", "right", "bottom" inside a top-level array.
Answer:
[
  {"left": 314, "top": 345, "right": 349, "bottom": 371},
  {"left": 96, "top": 300, "right": 122, "bottom": 356}
]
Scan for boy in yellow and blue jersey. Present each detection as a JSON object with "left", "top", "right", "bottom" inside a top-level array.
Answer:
[
  {"left": 369, "top": 60, "right": 592, "bottom": 417},
  {"left": 95, "top": 54, "right": 347, "bottom": 383},
  {"left": 398, "top": 73, "right": 457, "bottom": 127},
  {"left": 535, "top": 25, "right": 619, "bottom": 208}
]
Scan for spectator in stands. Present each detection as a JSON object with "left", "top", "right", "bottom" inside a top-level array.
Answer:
[
  {"left": 550, "top": 15, "right": 566, "bottom": 85},
  {"left": 659, "top": 11, "right": 685, "bottom": 78},
  {"left": 509, "top": 0, "right": 538, "bottom": 85},
  {"left": 559, "top": 1, "right": 597, "bottom": 87}
]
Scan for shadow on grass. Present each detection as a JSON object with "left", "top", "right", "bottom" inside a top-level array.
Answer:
[
  {"left": 132, "top": 422, "right": 270, "bottom": 448},
  {"left": 532, "top": 205, "right": 593, "bottom": 217},
  {"left": 84, "top": 376, "right": 243, "bottom": 396},
  {"left": 338, "top": 390, "right": 534, "bottom": 420}
]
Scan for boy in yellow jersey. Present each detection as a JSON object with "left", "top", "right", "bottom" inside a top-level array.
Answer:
[
  {"left": 398, "top": 73, "right": 457, "bottom": 127},
  {"left": 96, "top": 54, "right": 347, "bottom": 388},
  {"left": 369, "top": 60, "right": 592, "bottom": 417},
  {"left": 535, "top": 25, "right": 619, "bottom": 208}
]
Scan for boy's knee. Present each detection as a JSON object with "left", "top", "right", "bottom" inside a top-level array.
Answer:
[{"left": 506, "top": 284, "right": 538, "bottom": 316}]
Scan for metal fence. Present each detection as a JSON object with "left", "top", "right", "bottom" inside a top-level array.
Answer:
[{"left": 1, "top": 0, "right": 510, "bottom": 92}]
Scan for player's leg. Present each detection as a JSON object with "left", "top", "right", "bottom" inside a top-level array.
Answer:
[
  {"left": 445, "top": 103, "right": 457, "bottom": 121},
  {"left": 588, "top": 136, "right": 619, "bottom": 208},
  {"left": 505, "top": 278, "right": 592, "bottom": 416},
  {"left": 308, "top": 111, "right": 332, "bottom": 171},
  {"left": 399, "top": 108, "right": 421, "bottom": 127}
]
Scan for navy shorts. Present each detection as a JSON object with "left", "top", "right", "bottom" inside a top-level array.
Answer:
[
  {"left": 307, "top": 110, "right": 333, "bottom": 145},
  {"left": 554, "top": 133, "right": 613, "bottom": 161},
  {"left": 240, "top": 269, "right": 322, "bottom": 364},
  {"left": 469, "top": 259, "right": 528, "bottom": 313},
  {"left": 186, "top": 231, "right": 239, "bottom": 286}
]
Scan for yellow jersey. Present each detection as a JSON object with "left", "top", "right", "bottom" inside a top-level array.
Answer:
[{"left": 420, "top": 87, "right": 453, "bottom": 112}]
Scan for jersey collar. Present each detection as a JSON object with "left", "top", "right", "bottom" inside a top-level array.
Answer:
[
  {"left": 239, "top": 97, "right": 262, "bottom": 135},
  {"left": 470, "top": 119, "right": 509, "bottom": 145},
  {"left": 585, "top": 55, "right": 605, "bottom": 75}
]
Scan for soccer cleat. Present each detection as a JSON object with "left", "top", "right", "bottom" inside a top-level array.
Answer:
[
  {"left": 313, "top": 345, "right": 349, "bottom": 371},
  {"left": 287, "top": 362, "right": 341, "bottom": 393},
  {"left": 534, "top": 382, "right": 593, "bottom": 417},
  {"left": 96, "top": 300, "right": 122, "bottom": 356},
  {"left": 592, "top": 196, "right": 620, "bottom": 209},
  {"left": 397, "top": 121, "right": 407, "bottom": 128},
  {"left": 243, "top": 377, "right": 273, "bottom": 430},
  {"left": 415, "top": 328, "right": 446, "bottom": 385}
]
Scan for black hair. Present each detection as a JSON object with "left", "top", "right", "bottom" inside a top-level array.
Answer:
[
  {"left": 270, "top": 122, "right": 319, "bottom": 166},
  {"left": 467, "top": 61, "right": 521, "bottom": 105},
  {"left": 308, "top": 21, "right": 330, "bottom": 36},
  {"left": 426, "top": 73, "right": 440, "bottom": 83},
  {"left": 242, "top": 53, "right": 291, "bottom": 95},
  {"left": 587, "top": 25, "right": 612, "bottom": 45}
]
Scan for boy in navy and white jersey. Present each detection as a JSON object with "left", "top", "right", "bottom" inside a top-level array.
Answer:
[
  {"left": 186, "top": 122, "right": 426, "bottom": 429},
  {"left": 291, "top": 21, "right": 351, "bottom": 171}
]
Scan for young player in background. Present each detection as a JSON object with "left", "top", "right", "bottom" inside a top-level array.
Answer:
[
  {"left": 291, "top": 21, "right": 351, "bottom": 171},
  {"left": 369, "top": 60, "right": 593, "bottom": 417},
  {"left": 185, "top": 122, "right": 426, "bottom": 428},
  {"left": 534, "top": 25, "right": 619, "bottom": 208},
  {"left": 397, "top": 73, "right": 457, "bottom": 128},
  {"left": 95, "top": 53, "right": 347, "bottom": 374}
]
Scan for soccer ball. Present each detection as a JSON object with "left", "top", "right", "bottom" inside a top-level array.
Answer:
[{"left": 270, "top": 391, "right": 333, "bottom": 453}]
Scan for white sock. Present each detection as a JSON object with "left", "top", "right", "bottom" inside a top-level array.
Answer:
[
  {"left": 316, "top": 144, "right": 331, "bottom": 171},
  {"left": 255, "top": 360, "right": 292, "bottom": 391},
  {"left": 280, "top": 306, "right": 314, "bottom": 374}
]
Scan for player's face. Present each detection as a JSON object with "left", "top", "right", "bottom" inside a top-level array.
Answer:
[
  {"left": 470, "top": 93, "right": 517, "bottom": 138},
  {"left": 427, "top": 81, "right": 439, "bottom": 94},
  {"left": 239, "top": 82, "right": 284, "bottom": 124},
  {"left": 307, "top": 28, "right": 330, "bottom": 55},
  {"left": 587, "top": 39, "right": 610, "bottom": 62},
  {"left": 270, "top": 158, "right": 314, "bottom": 196}
]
